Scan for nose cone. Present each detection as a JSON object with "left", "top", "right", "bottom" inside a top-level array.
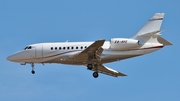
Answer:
[
  {"left": 7, "top": 51, "right": 32, "bottom": 63},
  {"left": 7, "top": 55, "right": 17, "bottom": 62},
  {"left": 7, "top": 52, "right": 23, "bottom": 62}
]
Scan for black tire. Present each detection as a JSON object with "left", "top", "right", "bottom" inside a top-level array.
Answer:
[
  {"left": 93, "top": 72, "right": 99, "bottom": 78},
  {"left": 87, "top": 64, "right": 93, "bottom": 70},
  {"left": 31, "top": 70, "right": 35, "bottom": 74}
]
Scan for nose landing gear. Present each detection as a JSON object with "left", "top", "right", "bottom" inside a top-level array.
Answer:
[
  {"left": 31, "top": 63, "right": 35, "bottom": 74},
  {"left": 31, "top": 70, "right": 35, "bottom": 74}
]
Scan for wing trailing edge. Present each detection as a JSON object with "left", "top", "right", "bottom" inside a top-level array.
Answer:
[{"left": 91, "top": 64, "right": 127, "bottom": 77}]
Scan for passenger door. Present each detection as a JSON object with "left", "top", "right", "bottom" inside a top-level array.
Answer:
[{"left": 35, "top": 45, "right": 43, "bottom": 59}]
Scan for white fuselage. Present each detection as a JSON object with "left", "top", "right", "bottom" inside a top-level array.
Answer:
[{"left": 7, "top": 41, "right": 163, "bottom": 65}]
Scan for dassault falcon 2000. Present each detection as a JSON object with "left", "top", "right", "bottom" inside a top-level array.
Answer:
[{"left": 7, "top": 13, "right": 172, "bottom": 78}]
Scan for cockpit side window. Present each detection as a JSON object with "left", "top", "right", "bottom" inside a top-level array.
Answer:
[
  {"left": 24, "top": 46, "right": 33, "bottom": 50},
  {"left": 28, "top": 46, "right": 32, "bottom": 49}
]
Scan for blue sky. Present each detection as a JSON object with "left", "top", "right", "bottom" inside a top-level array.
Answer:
[{"left": 1, "top": 0, "right": 180, "bottom": 101}]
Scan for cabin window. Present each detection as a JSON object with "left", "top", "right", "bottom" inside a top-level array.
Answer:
[
  {"left": 51, "top": 47, "right": 53, "bottom": 50},
  {"left": 67, "top": 47, "right": 69, "bottom": 49},
  {"left": 59, "top": 47, "right": 61, "bottom": 50},
  {"left": 81, "top": 46, "right": 83, "bottom": 49},
  {"left": 63, "top": 47, "right": 66, "bottom": 50},
  {"left": 55, "top": 47, "right": 57, "bottom": 50},
  {"left": 71, "top": 47, "right": 74, "bottom": 49},
  {"left": 76, "top": 46, "right": 78, "bottom": 49},
  {"left": 85, "top": 46, "right": 87, "bottom": 48}
]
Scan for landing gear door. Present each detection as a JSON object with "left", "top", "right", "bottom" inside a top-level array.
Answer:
[{"left": 35, "top": 45, "right": 43, "bottom": 59}]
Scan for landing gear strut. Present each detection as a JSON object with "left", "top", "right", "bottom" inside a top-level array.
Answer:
[
  {"left": 87, "top": 56, "right": 99, "bottom": 78},
  {"left": 31, "top": 63, "right": 35, "bottom": 74},
  {"left": 93, "top": 64, "right": 99, "bottom": 78}
]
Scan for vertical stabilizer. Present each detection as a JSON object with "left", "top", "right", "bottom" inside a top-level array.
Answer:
[
  {"left": 131, "top": 13, "right": 170, "bottom": 45},
  {"left": 133, "top": 13, "right": 164, "bottom": 38}
]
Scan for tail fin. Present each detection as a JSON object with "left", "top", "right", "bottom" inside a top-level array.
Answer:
[
  {"left": 132, "top": 13, "right": 172, "bottom": 45},
  {"left": 133, "top": 13, "right": 164, "bottom": 38}
]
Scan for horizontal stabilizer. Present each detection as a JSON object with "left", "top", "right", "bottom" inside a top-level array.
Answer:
[
  {"left": 133, "top": 29, "right": 173, "bottom": 45},
  {"left": 139, "top": 30, "right": 162, "bottom": 37},
  {"left": 158, "top": 36, "right": 173, "bottom": 45}
]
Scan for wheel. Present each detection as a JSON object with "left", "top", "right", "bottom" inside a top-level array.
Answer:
[
  {"left": 93, "top": 72, "right": 99, "bottom": 78},
  {"left": 87, "top": 64, "right": 93, "bottom": 70},
  {"left": 31, "top": 70, "right": 35, "bottom": 74}
]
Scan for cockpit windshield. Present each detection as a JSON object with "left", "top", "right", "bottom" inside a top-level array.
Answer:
[{"left": 24, "top": 46, "right": 33, "bottom": 50}]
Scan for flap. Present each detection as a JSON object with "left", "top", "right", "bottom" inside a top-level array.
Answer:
[{"left": 91, "top": 64, "right": 127, "bottom": 77}]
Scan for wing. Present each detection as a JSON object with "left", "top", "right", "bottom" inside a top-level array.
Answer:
[
  {"left": 68, "top": 39, "right": 126, "bottom": 77},
  {"left": 68, "top": 39, "right": 105, "bottom": 60},
  {"left": 92, "top": 64, "right": 127, "bottom": 77}
]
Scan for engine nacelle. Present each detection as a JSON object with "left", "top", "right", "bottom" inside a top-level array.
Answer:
[{"left": 110, "top": 38, "right": 140, "bottom": 50}]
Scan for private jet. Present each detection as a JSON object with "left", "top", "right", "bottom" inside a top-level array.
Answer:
[{"left": 7, "top": 13, "right": 172, "bottom": 78}]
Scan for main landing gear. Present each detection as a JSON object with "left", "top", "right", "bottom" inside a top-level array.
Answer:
[
  {"left": 87, "top": 64, "right": 99, "bottom": 78},
  {"left": 87, "top": 64, "right": 93, "bottom": 70},
  {"left": 31, "top": 63, "right": 35, "bottom": 74},
  {"left": 93, "top": 72, "right": 99, "bottom": 78}
]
